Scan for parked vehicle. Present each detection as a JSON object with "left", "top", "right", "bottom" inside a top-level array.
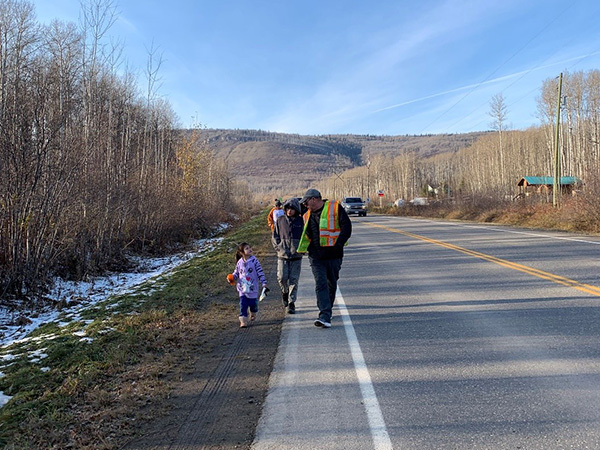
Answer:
[
  {"left": 394, "top": 199, "right": 406, "bottom": 207},
  {"left": 409, "top": 197, "right": 428, "bottom": 206},
  {"left": 341, "top": 197, "right": 367, "bottom": 216}
]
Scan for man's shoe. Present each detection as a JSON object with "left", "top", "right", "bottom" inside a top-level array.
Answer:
[
  {"left": 282, "top": 292, "right": 289, "bottom": 307},
  {"left": 314, "top": 318, "right": 331, "bottom": 328},
  {"left": 287, "top": 302, "right": 295, "bottom": 314}
]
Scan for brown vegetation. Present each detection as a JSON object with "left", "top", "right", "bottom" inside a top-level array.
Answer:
[
  {"left": 319, "top": 70, "right": 600, "bottom": 208},
  {"left": 0, "top": 1, "right": 251, "bottom": 303},
  {"left": 200, "top": 128, "right": 486, "bottom": 199},
  {"left": 379, "top": 194, "right": 600, "bottom": 235}
]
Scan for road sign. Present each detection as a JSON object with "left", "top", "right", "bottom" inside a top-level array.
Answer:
[{"left": 377, "top": 189, "right": 384, "bottom": 197}]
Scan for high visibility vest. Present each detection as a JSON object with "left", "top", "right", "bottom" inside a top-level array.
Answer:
[{"left": 297, "top": 200, "right": 341, "bottom": 253}]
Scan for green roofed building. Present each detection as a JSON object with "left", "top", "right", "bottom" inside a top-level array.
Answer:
[{"left": 517, "top": 176, "right": 583, "bottom": 199}]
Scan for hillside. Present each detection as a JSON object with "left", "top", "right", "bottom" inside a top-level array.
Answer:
[{"left": 197, "top": 129, "right": 489, "bottom": 197}]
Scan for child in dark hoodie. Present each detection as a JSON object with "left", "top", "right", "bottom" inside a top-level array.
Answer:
[{"left": 272, "top": 198, "right": 304, "bottom": 314}]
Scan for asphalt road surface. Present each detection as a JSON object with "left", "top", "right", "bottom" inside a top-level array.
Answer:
[{"left": 252, "top": 216, "right": 600, "bottom": 449}]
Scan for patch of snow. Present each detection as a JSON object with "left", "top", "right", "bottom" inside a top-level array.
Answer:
[
  {"left": 1, "top": 354, "right": 15, "bottom": 363},
  {"left": 0, "top": 237, "right": 223, "bottom": 349},
  {"left": 28, "top": 348, "right": 48, "bottom": 363},
  {"left": 97, "top": 328, "right": 115, "bottom": 334},
  {"left": 0, "top": 392, "right": 11, "bottom": 407},
  {"left": 0, "top": 236, "right": 225, "bottom": 411}
]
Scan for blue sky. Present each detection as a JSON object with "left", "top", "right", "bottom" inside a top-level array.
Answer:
[{"left": 32, "top": 0, "right": 600, "bottom": 135}]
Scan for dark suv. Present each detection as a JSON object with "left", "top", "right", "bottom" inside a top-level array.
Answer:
[{"left": 341, "top": 197, "right": 367, "bottom": 216}]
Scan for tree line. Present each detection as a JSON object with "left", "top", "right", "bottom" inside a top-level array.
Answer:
[
  {"left": 0, "top": 0, "right": 245, "bottom": 302},
  {"left": 321, "top": 69, "right": 600, "bottom": 208}
]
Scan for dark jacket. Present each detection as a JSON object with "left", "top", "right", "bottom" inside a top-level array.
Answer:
[
  {"left": 305, "top": 200, "right": 352, "bottom": 260},
  {"left": 272, "top": 198, "right": 304, "bottom": 260}
]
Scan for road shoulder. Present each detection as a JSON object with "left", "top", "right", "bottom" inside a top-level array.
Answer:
[{"left": 122, "top": 254, "right": 285, "bottom": 449}]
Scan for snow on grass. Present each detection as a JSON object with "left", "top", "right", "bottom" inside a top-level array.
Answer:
[
  {"left": 0, "top": 236, "right": 225, "bottom": 409},
  {"left": 28, "top": 349, "right": 48, "bottom": 363},
  {"left": 0, "top": 392, "right": 12, "bottom": 408},
  {"left": 0, "top": 237, "right": 222, "bottom": 350}
]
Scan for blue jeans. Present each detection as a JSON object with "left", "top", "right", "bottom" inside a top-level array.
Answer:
[
  {"left": 239, "top": 295, "right": 258, "bottom": 317},
  {"left": 308, "top": 257, "right": 342, "bottom": 323}
]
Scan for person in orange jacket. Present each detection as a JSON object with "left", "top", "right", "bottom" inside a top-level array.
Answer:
[{"left": 267, "top": 199, "right": 283, "bottom": 231}]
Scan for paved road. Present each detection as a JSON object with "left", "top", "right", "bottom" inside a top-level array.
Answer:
[{"left": 252, "top": 216, "right": 600, "bottom": 449}]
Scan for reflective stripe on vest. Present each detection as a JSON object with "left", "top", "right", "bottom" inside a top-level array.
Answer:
[{"left": 319, "top": 200, "right": 340, "bottom": 247}]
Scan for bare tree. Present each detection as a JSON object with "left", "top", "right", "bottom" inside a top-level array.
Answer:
[
  {"left": 0, "top": 0, "right": 239, "bottom": 301},
  {"left": 489, "top": 93, "right": 508, "bottom": 190}
]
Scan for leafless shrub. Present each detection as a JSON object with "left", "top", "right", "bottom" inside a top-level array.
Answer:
[{"left": 0, "top": 1, "right": 239, "bottom": 303}]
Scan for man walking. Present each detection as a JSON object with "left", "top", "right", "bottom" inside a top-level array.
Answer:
[{"left": 298, "top": 188, "right": 352, "bottom": 328}]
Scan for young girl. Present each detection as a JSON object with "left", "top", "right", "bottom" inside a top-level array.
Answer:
[{"left": 227, "top": 242, "right": 267, "bottom": 328}]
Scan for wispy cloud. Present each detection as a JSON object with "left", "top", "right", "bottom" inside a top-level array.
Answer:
[
  {"left": 34, "top": 0, "right": 599, "bottom": 135},
  {"left": 262, "top": 1, "right": 518, "bottom": 134},
  {"left": 372, "top": 70, "right": 532, "bottom": 114}
]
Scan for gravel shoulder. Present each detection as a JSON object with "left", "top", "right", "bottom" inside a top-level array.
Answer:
[{"left": 122, "top": 255, "right": 284, "bottom": 449}]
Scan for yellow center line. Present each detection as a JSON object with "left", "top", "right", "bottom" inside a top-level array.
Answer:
[{"left": 365, "top": 222, "right": 600, "bottom": 297}]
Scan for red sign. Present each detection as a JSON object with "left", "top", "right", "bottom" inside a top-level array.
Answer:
[{"left": 377, "top": 189, "right": 384, "bottom": 197}]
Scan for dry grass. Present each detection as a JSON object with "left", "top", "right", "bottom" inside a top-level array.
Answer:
[
  {"left": 383, "top": 194, "right": 600, "bottom": 235},
  {"left": 0, "top": 211, "right": 274, "bottom": 449}
]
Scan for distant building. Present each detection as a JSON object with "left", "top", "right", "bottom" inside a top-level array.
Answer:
[{"left": 516, "top": 176, "right": 583, "bottom": 199}]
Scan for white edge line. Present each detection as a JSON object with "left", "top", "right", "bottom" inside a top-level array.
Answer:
[
  {"left": 393, "top": 216, "right": 600, "bottom": 246},
  {"left": 337, "top": 289, "right": 393, "bottom": 450},
  {"left": 468, "top": 226, "right": 600, "bottom": 245}
]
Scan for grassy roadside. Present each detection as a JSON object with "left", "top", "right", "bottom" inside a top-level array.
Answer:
[{"left": 0, "top": 211, "right": 273, "bottom": 449}]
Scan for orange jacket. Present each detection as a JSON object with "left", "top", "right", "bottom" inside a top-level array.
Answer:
[{"left": 267, "top": 207, "right": 276, "bottom": 230}]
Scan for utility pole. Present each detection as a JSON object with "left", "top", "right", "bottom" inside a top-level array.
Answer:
[
  {"left": 332, "top": 171, "right": 344, "bottom": 201},
  {"left": 366, "top": 156, "right": 371, "bottom": 203},
  {"left": 553, "top": 72, "right": 563, "bottom": 208}
]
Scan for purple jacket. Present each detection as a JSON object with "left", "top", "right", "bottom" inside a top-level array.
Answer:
[{"left": 232, "top": 255, "right": 267, "bottom": 299}]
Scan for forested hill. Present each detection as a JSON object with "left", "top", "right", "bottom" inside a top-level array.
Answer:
[{"left": 197, "top": 129, "right": 489, "bottom": 196}]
